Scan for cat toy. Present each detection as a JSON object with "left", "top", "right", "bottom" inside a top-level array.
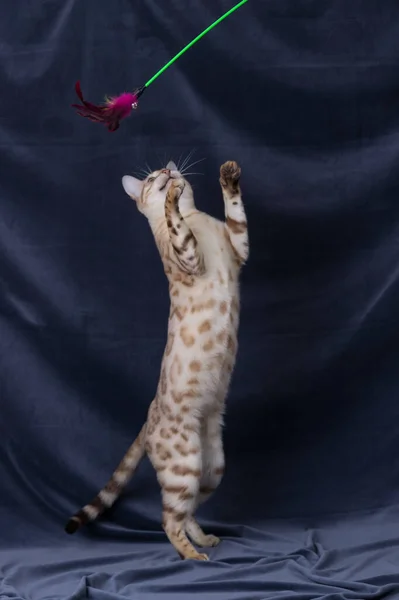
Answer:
[{"left": 72, "top": 0, "right": 248, "bottom": 132}]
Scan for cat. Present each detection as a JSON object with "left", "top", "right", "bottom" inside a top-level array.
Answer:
[{"left": 65, "top": 160, "right": 249, "bottom": 560}]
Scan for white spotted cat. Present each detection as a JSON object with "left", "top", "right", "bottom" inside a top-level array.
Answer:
[{"left": 65, "top": 160, "right": 249, "bottom": 560}]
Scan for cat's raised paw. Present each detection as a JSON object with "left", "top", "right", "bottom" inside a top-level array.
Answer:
[
  {"left": 220, "top": 161, "right": 241, "bottom": 191},
  {"left": 171, "top": 178, "right": 185, "bottom": 195},
  {"left": 166, "top": 178, "right": 185, "bottom": 206}
]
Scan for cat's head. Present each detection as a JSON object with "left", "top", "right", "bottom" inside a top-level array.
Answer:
[{"left": 122, "top": 161, "right": 194, "bottom": 219}]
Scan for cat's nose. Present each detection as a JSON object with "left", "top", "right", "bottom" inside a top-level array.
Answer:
[{"left": 161, "top": 169, "right": 170, "bottom": 175}]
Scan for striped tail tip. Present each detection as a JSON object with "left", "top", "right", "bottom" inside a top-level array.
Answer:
[
  {"left": 64, "top": 502, "right": 102, "bottom": 535},
  {"left": 65, "top": 516, "right": 83, "bottom": 534},
  {"left": 65, "top": 516, "right": 84, "bottom": 534},
  {"left": 65, "top": 509, "right": 90, "bottom": 533}
]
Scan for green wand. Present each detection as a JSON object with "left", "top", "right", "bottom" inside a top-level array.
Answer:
[{"left": 72, "top": 0, "right": 248, "bottom": 132}]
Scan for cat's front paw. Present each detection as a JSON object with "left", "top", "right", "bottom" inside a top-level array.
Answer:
[
  {"left": 171, "top": 178, "right": 185, "bottom": 197},
  {"left": 166, "top": 178, "right": 185, "bottom": 206},
  {"left": 220, "top": 161, "right": 241, "bottom": 192}
]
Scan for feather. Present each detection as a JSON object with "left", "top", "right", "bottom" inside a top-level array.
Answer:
[{"left": 72, "top": 81, "right": 140, "bottom": 132}]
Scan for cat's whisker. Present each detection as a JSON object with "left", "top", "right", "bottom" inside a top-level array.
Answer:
[
  {"left": 179, "top": 149, "right": 194, "bottom": 172},
  {"left": 180, "top": 149, "right": 196, "bottom": 173},
  {"left": 137, "top": 169, "right": 151, "bottom": 178},
  {"left": 181, "top": 172, "right": 203, "bottom": 177},
  {"left": 176, "top": 152, "right": 184, "bottom": 171},
  {"left": 182, "top": 156, "right": 206, "bottom": 168},
  {"left": 181, "top": 157, "right": 206, "bottom": 175},
  {"left": 134, "top": 168, "right": 149, "bottom": 177}
]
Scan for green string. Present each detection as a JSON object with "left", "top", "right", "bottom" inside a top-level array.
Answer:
[{"left": 144, "top": 0, "right": 248, "bottom": 89}]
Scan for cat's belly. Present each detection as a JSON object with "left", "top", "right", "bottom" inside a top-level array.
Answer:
[
  {"left": 158, "top": 312, "right": 237, "bottom": 415},
  {"left": 160, "top": 270, "right": 240, "bottom": 413},
  {"left": 167, "top": 304, "right": 237, "bottom": 364}
]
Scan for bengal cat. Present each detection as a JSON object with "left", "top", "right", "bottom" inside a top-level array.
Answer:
[{"left": 65, "top": 160, "right": 249, "bottom": 560}]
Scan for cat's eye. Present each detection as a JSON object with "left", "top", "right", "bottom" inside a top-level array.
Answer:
[{"left": 147, "top": 177, "right": 155, "bottom": 183}]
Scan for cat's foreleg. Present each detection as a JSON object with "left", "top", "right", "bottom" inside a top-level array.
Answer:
[
  {"left": 165, "top": 179, "right": 205, "bottom": 276},
  {"left": 219, "top": 161, "right": 249, "bottom": 264}
]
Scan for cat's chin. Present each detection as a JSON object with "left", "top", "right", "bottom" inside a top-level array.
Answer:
[{"left": 159, "top": 177, "right": 172, "bottom": 192}]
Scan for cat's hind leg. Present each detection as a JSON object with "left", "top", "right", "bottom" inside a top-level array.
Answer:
[
  {"left": 185, "top": 410, "right": 224, "bottom": 548},
  {"left": 151, "top": 426, "right": 209, "bottom": 560},
  {"left": 185, "top": 518, "right": 221, "bottom": 548},
  {"left": 161, "top": 467, "right": 209, "bottom": 559}
]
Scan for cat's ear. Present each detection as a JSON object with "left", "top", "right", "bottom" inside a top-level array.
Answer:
[
  {"left": 122, "top": 175, "right": 143, "bottom": 201},
  {"left": 166, "top": 160, "right": 178, "bottom": 171}
]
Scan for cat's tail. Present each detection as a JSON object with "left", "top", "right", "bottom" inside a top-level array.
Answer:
[{"left": 64, "top": 422, "right": 147, "bottom": 534}]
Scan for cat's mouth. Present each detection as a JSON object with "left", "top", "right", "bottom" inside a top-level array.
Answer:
[
  {"left": 159, "top": 173, "right": 178, "bottom": 191},
  {"left": 159, "top": 178, "right": 171, "bottom": 191}
]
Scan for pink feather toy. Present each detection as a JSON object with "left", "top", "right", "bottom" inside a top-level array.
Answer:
[
  {"left": 72, "top": 82, "right": 142, "bottom": 132},
  {"left": 71, "top": 1, "right": 248, "bottom": 132}
]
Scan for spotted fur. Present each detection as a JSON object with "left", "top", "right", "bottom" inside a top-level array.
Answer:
[{"left": 65, "top": 160, "right": 249, "bottom": 560}]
